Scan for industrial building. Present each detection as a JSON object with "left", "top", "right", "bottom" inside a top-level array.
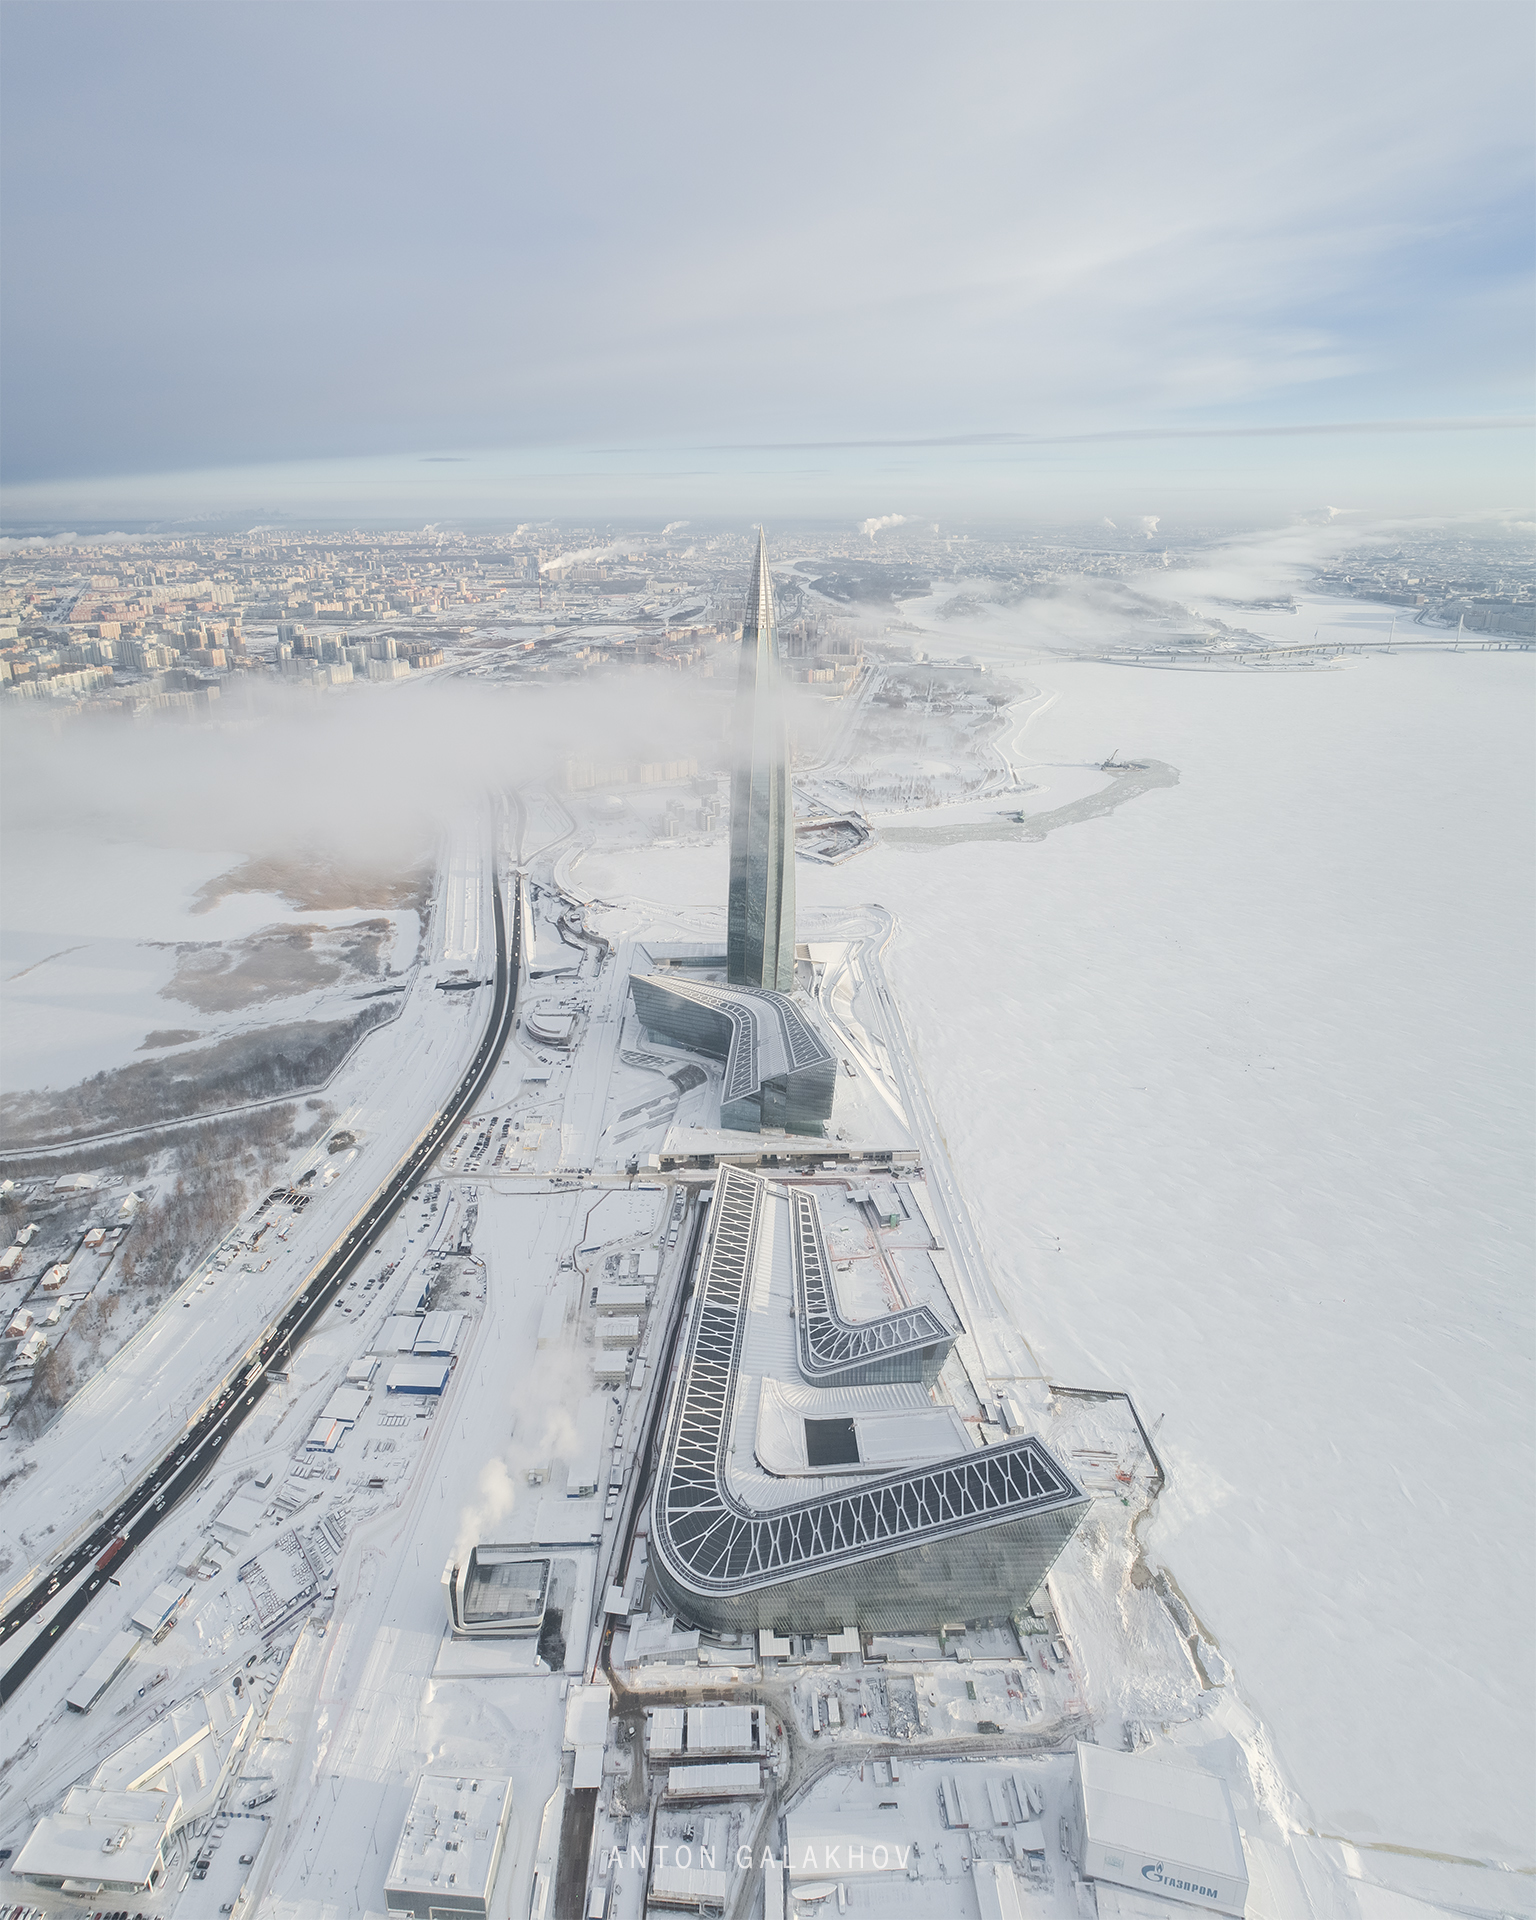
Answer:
[
  {"left": 129, "top": 1580, "right": 188, "bottom": 1637},
  {"left": 16, "top": 1683, "right": 253, "bottom": 1893},
  {"left": 384, "top": 1773, "right": 514, "bottom": 1919},
  {"left": 648, "top": 1167, "right": 1089, "bottom": 1633},
  {"left": 629, "top": 971, "right": 835, "bottom": 1135},
  {"left": 13, "top": 1786, "right": 178, "bottom": 1893},
  {"left": 66, "top": 1628, "right": 140, "bottom": 1712},
  {"left": 645, "top": 1702, "right": 764, "bottom": 1758},
  {"left": 386, "top": 1356, "right": 452, "bottom": 1395},
  {"left": 727, "top": 530, "right": 796, "bottom": 992},
  {"left": 1068, "top": 1745, "right": 1250, "bottom": 1915}
]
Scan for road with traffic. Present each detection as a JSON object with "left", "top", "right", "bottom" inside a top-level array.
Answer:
[{"left": 0, "top": 874, "right": 522, "bottom": 1701}]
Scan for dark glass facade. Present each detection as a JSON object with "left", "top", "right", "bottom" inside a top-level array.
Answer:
[
  {"left": 629, "top": 972, "right": 835, "bottom": 1135},
  {"left": 727, "top": 532, "right": 796, "bottom": 993}
]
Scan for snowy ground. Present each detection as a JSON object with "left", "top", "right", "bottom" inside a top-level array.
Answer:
[
  {"left": 570, "top": 642, "right": 1535, "bottom": 1869},
  {"left": 0, "top": 838, "right": 495, "bottom": 1587}
]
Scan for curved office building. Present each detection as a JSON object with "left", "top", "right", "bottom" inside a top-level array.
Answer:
[
  {"left": 648, "top": 1168, "right": 1089, "bottom": 1634},
  {"left": 790, "top": 1183, "right": 955, "bottom": 1388},
  {"left": 629, "top": 971, "right": 835, "bottom": 1135}
]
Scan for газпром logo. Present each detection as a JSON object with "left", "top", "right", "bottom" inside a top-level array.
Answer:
[{"left": 1143, "top": 1863, "right": 1221, "bottom": 1901}]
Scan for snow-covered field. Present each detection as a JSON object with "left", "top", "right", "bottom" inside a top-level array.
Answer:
[
  {"left": 576, "top": 644, "right": 1536, "bottom": 1867},
  {"left": 0, "top": 834, "right": 420, "bottom": 1094}
]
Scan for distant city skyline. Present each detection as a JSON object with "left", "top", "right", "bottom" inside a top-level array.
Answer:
[{"left": 2, "top": 1, "right": 1532, "bottom": 525}]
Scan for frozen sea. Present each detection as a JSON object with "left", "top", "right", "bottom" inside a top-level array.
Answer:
[{"left": 576, "top": 644, "right": 1536, "bottom": 1865}]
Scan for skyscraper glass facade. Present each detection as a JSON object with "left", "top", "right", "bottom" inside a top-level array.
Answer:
[{"left": 727, "top": 531, "right": 796, "bottom": 993}]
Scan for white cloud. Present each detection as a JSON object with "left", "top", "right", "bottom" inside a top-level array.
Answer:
[
  {"left": 4, "top": 5, "right": 1529, "bottom": 522},
  {"left": 859, "top": 514, "right": 907, "bottom": 539},
  {"left": 0, "top": 671, "right": 719, "bottom": 881}
]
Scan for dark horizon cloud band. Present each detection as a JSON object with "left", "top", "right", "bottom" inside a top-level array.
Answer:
[{"left": 597, "top": 417, "right": 1536, "bottom": 456}]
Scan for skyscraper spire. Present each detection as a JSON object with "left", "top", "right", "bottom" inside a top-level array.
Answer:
[
  {"left": 727, "top": 529, "right": 796, "bottom": 993},
  {"left": 743, "top": 523, "right": 775, "bottom": 636}
]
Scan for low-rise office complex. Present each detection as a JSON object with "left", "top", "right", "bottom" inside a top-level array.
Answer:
[
  {"left": 630, "top": 970, "right": 836, "bottom": 1134},
  {"left": 443, "top": 1548, "right": 550, "bottom": 1637},
  {"left": 648, "top": 1167, "right": 1089, "bottom": 1633}
]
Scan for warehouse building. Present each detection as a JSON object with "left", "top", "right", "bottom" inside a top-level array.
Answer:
[
  {"left": 66, "top": 1629, "right": 141, "bottom": 1713},
  {"left": 386, "top": 1357, "right": 452, "bottom": 1395},
  {"left": 1068, "top": 1745, "right": 1250, "bottom": 1915},
  {"left": 13, "top": 1785, "right": 178, "bottom": 1893}
]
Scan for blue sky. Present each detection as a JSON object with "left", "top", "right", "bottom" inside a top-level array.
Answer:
[{"left": 2, "top": 0, "right": 1531, "bottom": 524}]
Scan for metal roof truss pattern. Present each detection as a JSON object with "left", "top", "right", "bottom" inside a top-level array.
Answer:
[
  {"left": 628, "top": 972, "right": 835, "bottom": 1133},
  {"left": 649, "top": 1167, "right": 1088, "bottom": 1627},
  {"left": 791, "top": 1185, "right": 954, "bottom": 1387}
]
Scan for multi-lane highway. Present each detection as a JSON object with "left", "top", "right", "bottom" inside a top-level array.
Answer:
[{"left": 0, "top": 873, "right": 522, "bottom": 1702}]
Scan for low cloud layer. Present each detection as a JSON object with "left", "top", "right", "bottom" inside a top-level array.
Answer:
[{"left": 0, "top": 669, "right": 721, "bottom": 899}]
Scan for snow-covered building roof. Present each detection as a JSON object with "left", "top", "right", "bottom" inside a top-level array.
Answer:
[
  {"left": 665, "top": 1761, "right": 761, "bottom": 1798},
  {"left": 414, "top": 1310, "right": 464, "bottom": 1354},
  {"left": 92, "top": 1684, "right": 253, "bottom": 1828},
  {"left": 785, "top": 1803, "right": 911, "bottom": 1881},
  {"left": 65, "top": 1629, "right": 141, "bottom": 1713},
  {"left": 384, "top": 1773, "right": 513, "bottom": 1919},
  {"left": 1072, "top": 1745, "right": 1250, "bottom": 1916},
  {"left": 129, "top": 1580, "right": 189, "bottom": 1635},
  {"left": 563, "top": 1682, "right": 610, "bottom": 1790},
  {"left": 322, "top": 1382, "right": 371, "bottom": 1423},
  {"left": 386, "top": 1357, "right": 451, "bottom": 1394},
  {"left": 14, "top": 1785, "right": 179, "bottom": 1893}
]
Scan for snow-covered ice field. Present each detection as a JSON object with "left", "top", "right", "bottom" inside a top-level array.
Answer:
[
  {"left": 0, "top": 834, "right": 420, "bottom": 1092},
  {"left": 576, "top": 645, "right": 1536, "bottom": 1866}
]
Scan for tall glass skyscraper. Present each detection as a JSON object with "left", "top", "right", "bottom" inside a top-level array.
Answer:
[{"left": 727, "top": 530, "right": 797, "bottom": 993}]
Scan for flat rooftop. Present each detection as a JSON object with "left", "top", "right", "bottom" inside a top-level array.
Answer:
[
  {"left": 385, "top": 1772, "right": 513, "bottom": 1911},
  {"left": 460, "top": 1550, "right": 548, "bottom": 1629},
  {"left": 14, "top": 1785, "right": 178, "bottom": 1892}
]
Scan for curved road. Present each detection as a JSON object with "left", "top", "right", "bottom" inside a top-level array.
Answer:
[{"left": 0, "top": 874, "right": 521, "bottom": 1703}]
